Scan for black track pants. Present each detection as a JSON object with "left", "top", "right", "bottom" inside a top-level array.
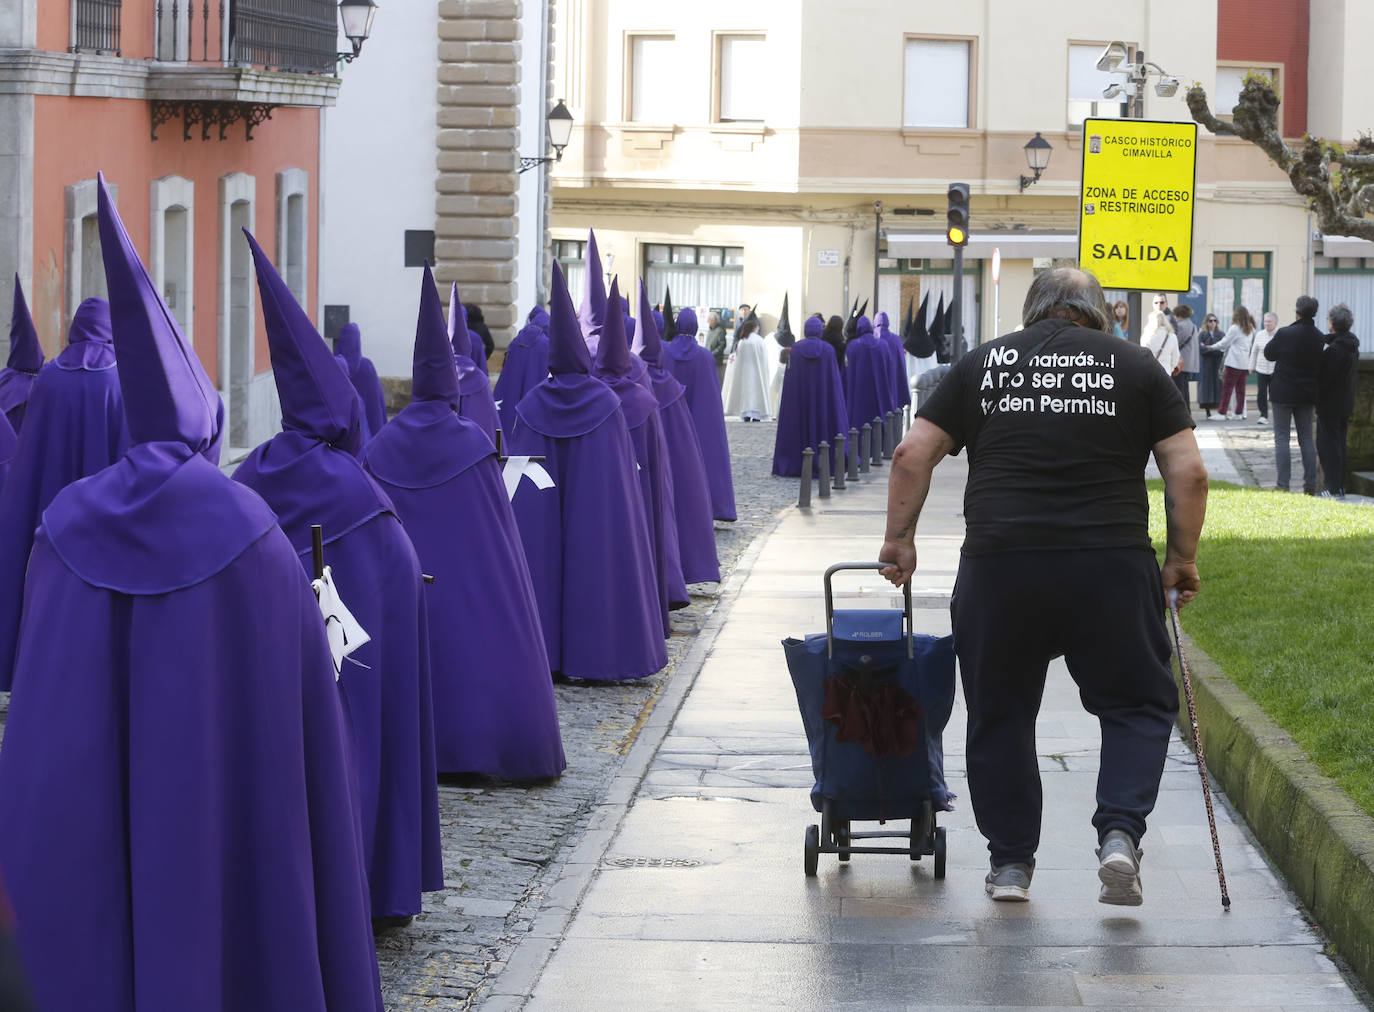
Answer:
[{"left": 951, "top": 548, "right": 1180, "bottom": 866}]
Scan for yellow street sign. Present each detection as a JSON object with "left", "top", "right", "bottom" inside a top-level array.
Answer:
[{"left": 1078, "top": 118, "right": 1197, "bottom": 292}]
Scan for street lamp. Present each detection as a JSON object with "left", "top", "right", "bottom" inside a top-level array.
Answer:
[
  {"left": 519, "top": 100, "right": 575, "bottom": 174},
  {"left": 1019, "top": 132, "right": 1053, "bottom": 192},
  {"left": 337, "top": 0, "right": 378, "bottom": 64}
]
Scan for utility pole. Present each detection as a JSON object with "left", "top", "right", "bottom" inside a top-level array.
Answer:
[
  {"left": 946, "top": 183, "right": 970, "bottom": 362},
  {"left": 872, "top": 202, "right": 882, "bottom": 318}
]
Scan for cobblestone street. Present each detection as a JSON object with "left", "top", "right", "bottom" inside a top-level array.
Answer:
[{"left": 1209, "top": 413, "right": 1374, "bottom": 504}]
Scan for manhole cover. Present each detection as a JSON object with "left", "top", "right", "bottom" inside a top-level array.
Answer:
[{"left": 605, "top": 857, "right": 702, "bottom": 869}]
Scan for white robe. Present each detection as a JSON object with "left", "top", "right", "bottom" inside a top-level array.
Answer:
[
  {"left": 720, "top": 334, "right": 772, "bottom": 420},
  {"left": 764, "top": 332, "right": 788, "bottom": 416}
]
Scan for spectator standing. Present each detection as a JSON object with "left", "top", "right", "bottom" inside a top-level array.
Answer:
[
  {"left": 1197, "top": 313, "right": 1224, "bottom": 419},
  {"left": 463, "top": 302, "right": 495, "bottom": 368},
  {"left": 706, "top": 310, "right": 729, "bottom": 385},
  {"left": 1316, "top": 303, "right": 1360, "bottom": 498},
  {"left": 1213, "top": 305, "right": 1256, "bottom": 419},
  {"left": 1264, "top": 296, "right": 1325, "bottom": 494},
  {"left": 1249, "top": 312, "right": 1278, "bottom": 424},
  {"left": 1140, "top": 309, "right": 1180, "bottom": 376},
  {"left": 1173, "top": 304, "right": 1199, "bottom": 408},
  {"left": 1111, "top": 300, "right": 1130, "bottom": 339}
]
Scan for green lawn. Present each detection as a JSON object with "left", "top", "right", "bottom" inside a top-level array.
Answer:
[{"left": 1148, "top": 480, "right": 1374, "bottom": 818}]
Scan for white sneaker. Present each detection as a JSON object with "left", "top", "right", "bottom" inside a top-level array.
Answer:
[
  {"left": 1257, "top": 416, "right": 1268, "bottom": 425},
  {"left": 1236, "top": 412, "right": 1247, "bottom": 420},
  {"left": 1217, "top": 413, "right": 1230, "bottom": 421}
]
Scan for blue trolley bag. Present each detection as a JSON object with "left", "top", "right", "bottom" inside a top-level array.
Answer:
[{"left": 783, "top": 564, "right": 955, "bottom": 823}]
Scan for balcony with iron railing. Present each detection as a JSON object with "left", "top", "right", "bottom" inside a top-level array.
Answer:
[{"left": 59, "top": 0, "right": 343, "bottom": 140}]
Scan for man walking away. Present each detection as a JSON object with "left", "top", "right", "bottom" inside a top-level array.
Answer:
[
  {"left": 1249, "top": 312, "right": 1278, "bottom": 424},
  {"left": 1264, "top": 296, "right": 1325, "bottom": 494},
  {"left": 1316, "top": 303, "right": 1359, "bottom": 498},
  {"left": 878, "top": 268, "right": 1208, "bottom": 906},
  {"left": 706, "top": 311, "right": 729, "bottom": 386}
]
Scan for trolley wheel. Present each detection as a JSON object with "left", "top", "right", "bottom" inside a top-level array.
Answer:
[
  {"left": 836, "top": 821, "right": 851, "bottom": 862},
  {"left": 804, "top": 825, "right": 820, "bottom": 877},
  {"left": 933, "top": 826, "right": 947, "bottom": 880}
]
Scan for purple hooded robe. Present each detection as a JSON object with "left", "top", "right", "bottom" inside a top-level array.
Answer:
[
  {"left": 578, "top": 229, "right": 608, "bottom": 357},
  {"left": 633, "top": 282, "right": 720, "bottom": 586},
  {"left": 0, "top": 174, "right": 383, "bottom": 1012},
  {"left": 508, "top": 263, "right": 667, "bottom": 681},
  {"left": 593, "top": 280, "right": 682, "bottom": 630},
  {"left": 843, "top": 315, "right": 895, "bottom": 432},
  {"left": 447, "top": 282, "right": 501, "bottom": 443},
  {"left": 233, "top": 231, "right": 443, "bottom": 918},
  {"left": 334, "top": 322, "right": 389, "bottom": 438},
  {"left": 493, "top": 320, "right": 550, "bottom": 436},
  {"left": 363, "top": 265, "right": 564, "bottom": 778},
  {"left": 665, "top": 307, "right": 737, "bottom": 522},
  {"left": 0, "top": 297, "right": 129, "bottom": 691},
  {"left": 0, "top": 411, "right": 14, "bottom": 492},
  {"left": 773, "top": 316, "right": 849, "bottom": 478},
  {"left": 0, "top": 277, "right": 44, "bottom": 433},
  {"left": 874, "top": 311, "right": 911, "bottom": 411}
]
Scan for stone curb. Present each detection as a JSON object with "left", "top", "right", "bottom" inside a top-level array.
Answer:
[
  {"left": 479, "top": 512, "right": 784, "bottom": 1009},
  {"left": 1178, "top": 631, "right": 1374, "bottom": 993}
]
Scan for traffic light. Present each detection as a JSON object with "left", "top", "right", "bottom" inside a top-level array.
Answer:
[{"left": 946, "top": 182, "right": 970, "bottom": 247}]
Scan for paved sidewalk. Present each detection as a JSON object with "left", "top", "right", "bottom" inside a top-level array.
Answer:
[{"left": 508, "top": 452, "right": 1366, "bottom": 1010}]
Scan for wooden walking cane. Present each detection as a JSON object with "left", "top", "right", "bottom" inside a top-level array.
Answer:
[{"left": 1167, "top": 589, "right": 1231, "bottom": 910}]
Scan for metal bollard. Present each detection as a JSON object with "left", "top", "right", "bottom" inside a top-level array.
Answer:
[
  {"left": 817, "top": 441, "right": 831, "bottom": 498},
  {"left": 880, "top": 411, "right": 893, "bottom": 459},
  {"left": 859, "top": 425, "right": 871, "bottom": 474},
  {"left": 832, "top": 432, "right": 846, "bottom": 490},
  {"left": 847, "top": 427, "right": 860, "bottom": 481},
  {"left": 798, "top": 447, "right": 813, "bottom": 507},
  {"left": 888, "top": 411, "right": 898, "bottom": 457},
  {"left": 871, "top": 417, "right": 884, "bottom": 466},
  {"left": 902, "top": 404, "right": 910, "bottom": 436}
]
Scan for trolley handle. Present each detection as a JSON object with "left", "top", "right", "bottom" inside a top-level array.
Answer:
[{"left": 822, "top": 562, "right": 914, "bottom": 659}]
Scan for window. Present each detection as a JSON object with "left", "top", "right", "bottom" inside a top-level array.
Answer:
[
  {"left": 150, "top": 175, "right": 195, "bottom": 340},
  {"left": 1067, "top": 43, "right": 1127, "bottom": 127},
  {"left": 716, "top": 34, "right": 766, "bottom": 123},
  {"left": 72, "top": 0, "right": 122, "bottom": 55},
  {"left": 1210, "top": 250, "right": 1270, "bottom": 324},
  {"left": 65, "top": 179, "right": 110, "bottom": 329},
  {"left": 1315, "top": 256, "right": 1374, "bottom": 353},
  {"left": 641, "top": 243, "right": 744, "bottom": 323},
  {"left": 555, "top": 239, "right": 587, "bottom": 304},
  {"left": 627, "top": 34, "right": 676, "bottom": 123},
  {"left": 1215, "top": 65, "right": 1279, "bottom": 116},
  {"left": 903, "top": 37, "right": 972, "bottom": 129},
  {"left": 275, "top": 169, "right": 308, "bottom": 305},
  {"left": 217, "top": 172, "right": 256, "bottom": 448}
]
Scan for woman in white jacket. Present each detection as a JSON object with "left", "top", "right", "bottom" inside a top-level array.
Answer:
[
  {"left": 1247, "top": 311, "right": 1278, "bottom": 424},
  {"left": 1212, "top": 305, "right": 1255, "bottom": 420},
  {"left": 1141, "top": 309, "right": 1180, "bottom": 376}
]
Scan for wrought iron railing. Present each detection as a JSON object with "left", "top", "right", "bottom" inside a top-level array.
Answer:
[
  {"left": 72, "top": 0, "right": 123, "bottom": 55},
  {"left": 152, "top": 0, "right": 337, "bottom": 73},
  {"left": 227, "top": 0, "right": 337, "bottom": 73}
]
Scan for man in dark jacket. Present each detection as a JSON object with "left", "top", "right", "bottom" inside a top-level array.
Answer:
[
  {"left": 1264, "top": 295, "right": 1325, "bottom": 493},
  {"left": 1316, "top": 302, "right": 1360, "bottom": 498}
]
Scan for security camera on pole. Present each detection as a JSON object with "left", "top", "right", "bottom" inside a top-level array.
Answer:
[{"left": 946, "top": 182, "right": 969, "bottom": 362}]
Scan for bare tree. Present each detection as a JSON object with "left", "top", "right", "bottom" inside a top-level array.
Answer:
[{"left": 1187, "top": 74, "right": 1374, "bottom": 239}]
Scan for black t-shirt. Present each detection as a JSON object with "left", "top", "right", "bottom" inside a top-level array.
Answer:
[{"left": 917, "top": 318, "right": 1194, "bottom": 557}]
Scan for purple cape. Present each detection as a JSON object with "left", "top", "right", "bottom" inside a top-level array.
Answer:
[
  {"left": 335, "top": 324, "right": 389, "bottom": 436},
  {"left": 363, "top": 402, "right": 565, "bottom": 776},
  {"left": 874, "top": 313, "right": 911, "bottom": 410},
  {"left": 773, "top": 337, "right": 849, "bottom": 478},
  {"left": 508, "top": 264, "right": 666, "bottom": 680},
  {"left": 594, "top": 286, "right": 683, "bottom": 626},
  {"left": 0, "top": 299, "right": 128, "bottom": 691},
  {"left": 0, "top": 523, "right": 384, "bottom": 1012},
  {"left": 233, "top": 230, "right": 443, "bottom": 916},
  {"left": 493, "top": 322, "right": 550, "bottom": 436},
  {"left": 633, "top": 284, "right": 719, "bottom": 586},
  {"left": 843, "top": 324, "right": 895, "bottom": 432},
  {"left": 665, "top": 335, "right": 737, "bottom": 522},
  {"left": 0, "top": 410, "right": 14, "bottom": 491}
]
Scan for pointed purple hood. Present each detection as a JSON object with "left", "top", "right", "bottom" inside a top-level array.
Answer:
[
  {"left": 448, "top": 283, "right": 474, "bottom": 359},
  {"left": 8, "top": 274, "right": 44, "bottom": 373},
  {"left": 413, "top": 264, "right": 461, "bottom": 406},
  {"left": 579, "top": 229, "right": 608, "bottom": 353},
  {"left": 97, "top": 173, "right": 223, "bottom": 460},
  {"left": 594, "top": 279, "right": 633, "bottom": 378},
  {"left": 335, "top": 322, "right": 363, "bottom": 373},
  {"left": 514, "top": 262, "right": 621, "bottom": 438},
  {"left": 633, "top": 279, "right": 664, "bottom": 365},
  {"left": 54, "top": 297, "right": 117, "bottom": 371},
  {"left": 245, "top": 229, "right": 364, "bottom": 454}
]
